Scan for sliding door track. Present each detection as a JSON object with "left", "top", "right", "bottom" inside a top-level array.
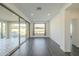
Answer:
[{"left": 5, "top": 40, "right": 27, "bottom": 56}]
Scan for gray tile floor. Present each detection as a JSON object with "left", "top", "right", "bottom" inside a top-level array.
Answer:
[
  {"left": 70, "top": 45, "right": 79, "bottom": 56},
  {"left": 0, "top": 38, "right": 19, "bottom": 56},
  {"left": 1, "top": 37, "right": 78, "bottom": 56},
  {"left": 0, "top": 37, "right": 26, "bottom": 56},
  {"left": 12, "top": 38, "right": 67, "bottom": 56}
]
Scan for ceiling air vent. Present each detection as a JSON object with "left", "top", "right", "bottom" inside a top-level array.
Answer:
[{"left": 36, "top": 7, "right": 42, "bottom": 11}]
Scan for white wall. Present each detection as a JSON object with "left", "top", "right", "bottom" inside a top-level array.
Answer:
[
  {"left": 65, "top": 9, "right": 79, "bottom": 48},
  {"left": 49, "top": 3, "right": 77, "bottom": 52},
  {"left": 49, "top": 7, "right": 79, "bottom": 52},
  {"left": 72, "top": 19, "right": 79, "bottom": 47},
  {"left": 49, "top": 11, "right": 65, "bottom": 51}
]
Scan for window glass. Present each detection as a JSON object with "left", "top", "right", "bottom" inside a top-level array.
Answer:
[
  {"left": 0, "top": 22, "right": 1, "bottom": 38},
  {"left": 34, "top": 24, "right": 45, "bottom": 35},
  {"left": 20, "top": 18, "right": 27, "bottom": 43},
  {"left": 0, "top": 5, "right": 30, "bottom": 56},
  {"left": 3, "top": 22, "right": 6, "bottom": 38},
  {"left": 0, "top": 5, "right": 19, "bottom": 56}
]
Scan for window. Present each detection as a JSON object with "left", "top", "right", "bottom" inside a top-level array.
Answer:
[
  {"left": 3, "top": 22, "right": 6, "bottom": 38},
  {"left": 20, "top": 18, "right": 27, "bottom": 43},
  {"left": 9, "top": 23, "right": 19, "bottom": 38},
  {"left": 70, "top": 23, "right": 72, "bottom": 35},
  {"left": 0, "top": 22, "right": 1, "bottom": 38},
  {"left": 20, "top": 23, "right": 26, "bottom": 37},
  {"left": 34, "top": 24, "right": 46, "bottom": 35},
  {"left": 0, "top": 22, "right": 6, "bottom": 38}
]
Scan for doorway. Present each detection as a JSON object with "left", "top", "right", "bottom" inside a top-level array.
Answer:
[{"left": 70, "top": 19, "right": 79, "bottom": 55}]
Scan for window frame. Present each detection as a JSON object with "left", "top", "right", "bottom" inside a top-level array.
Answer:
[{"left": 33, "top": 23, "right": 46, "bottom": 36}]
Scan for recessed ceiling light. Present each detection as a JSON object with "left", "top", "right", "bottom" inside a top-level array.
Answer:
[
  {"left": 48, "top": 13, "right": 51, "bottom": 16},
  {"left": 36, "top": 7, "right": 42, "bottom": 10},
  {"left": 12, "top": 14, "right": 15, "bottom": 15},
  {"left": 31, "top": 13, "right": 34, "bottom": 16}
]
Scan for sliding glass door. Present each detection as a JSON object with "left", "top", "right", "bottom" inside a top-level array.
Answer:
[
  {"left": 20, "top": 18, "right": 27, "bottom": 44},
  {"left": 0, "top": 5, "right": 19, "bottom": 55},
  {"left": 0, "top": 22, "right": 1, "bottom": 38},
  {"left": 0, "top": 4, "right": 30, "bottom": 56},
  {"left": 20, "top": 18, "right": 30, "bottom": 44}
]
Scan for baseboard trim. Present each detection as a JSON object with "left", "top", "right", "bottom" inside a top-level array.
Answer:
[
  {"left": 29, "top": 37, "right": 49, "bottom": 39},
  {"left": 48, "top": 37, "right": 61, "bottom": 56},
  {"left": 65, "top": 52, "right": 71, "bottom": 56},
  {"left": 48, "top": 37, "right": 60, "bottom": 47},
  {"left": 72, "top": 44, "right": 79, "bottom": 49}
]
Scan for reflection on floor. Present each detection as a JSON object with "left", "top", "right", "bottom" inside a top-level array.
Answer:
[
  {"left": 0, "top": 38, "right": 19, "bottom": 56},
  {"left": 0, "top": 37, "right": 26, "bottom": 56},
  {"left": 1, "top": 37, "right": 79, "bottom": 56},
  {"left": 71, "top": 45, "right": 79, "bottom": 56},
  {"left": 12, "top": 38, "right": 68, "bottom": 56}
]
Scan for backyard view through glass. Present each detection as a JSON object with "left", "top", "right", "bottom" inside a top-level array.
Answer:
[{"left": 34, "top": 24, "right": 45, "bottom": 35}]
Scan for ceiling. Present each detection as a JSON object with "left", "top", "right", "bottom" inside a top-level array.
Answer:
[
  {"left": 14, "top": 3, "right": 67, "bottom": 22},
  {"left": 66, "top": 3, "right": 79, "bottom": 11},
  {"left": 0, "top": 5, "right": 19, "bottom": 22}
]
